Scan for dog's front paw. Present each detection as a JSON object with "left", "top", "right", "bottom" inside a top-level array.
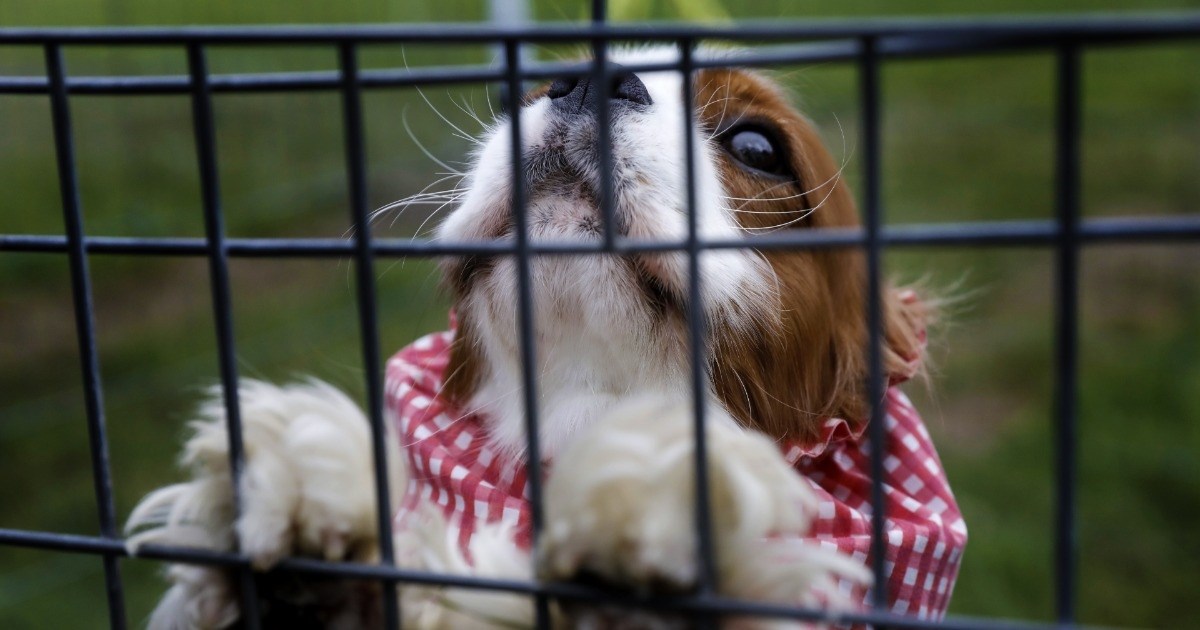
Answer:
[
  {"left": 539, "top": 399, "right": 703, "bottom": 592},
  {"left": 229, "top": 380, "right": 404, "bottom": 567},
  {"left": 540, "top": 396, "right": 869, "bottom": 619},
  {"left": 128, "top": 379, "right": 406, "bottom": 629}
]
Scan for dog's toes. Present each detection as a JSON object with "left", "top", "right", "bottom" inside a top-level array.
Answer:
[
  {"left": 237, "top": 520, "right": 294, "bottom": 571},
  {"left": 540, "top": 396, "right": 710, "bottom": 593},
  {"left": 236, "top": 443, "right": 301, "bottom": 569},
  {"left": 147, "top": 565, "right": 239, "bottom": 630}
]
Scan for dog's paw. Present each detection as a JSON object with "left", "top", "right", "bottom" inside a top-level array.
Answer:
[
  {"left": 394, "top": 504, "right": 538, "bottom": 629},
  {"left": 128, "top": 379, "right": 407, "bottom": 628},
  {"left": 540, "top": 396, "right": 869, "bottom": 613},
  {"left": 280, "top": 380, "right": 406, "bottom": 563},
  {"left": 186, "top": 379, "right": 404, "bottom": 567},
  {"left": 146, "top": 565, "right": 240, "bottom": 630}
]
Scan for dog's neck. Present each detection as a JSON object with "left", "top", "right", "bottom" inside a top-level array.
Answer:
[{"left": 456, "top": 252, "right": 703, "bottom": 460}]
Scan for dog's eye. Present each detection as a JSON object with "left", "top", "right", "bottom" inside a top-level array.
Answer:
[{"left": 724, "top": 127, "right": 785, "bottom": 175}]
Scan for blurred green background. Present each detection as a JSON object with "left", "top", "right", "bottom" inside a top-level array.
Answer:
[{"left": 1, "top": 0, "right": 1198, "bottom": 628}]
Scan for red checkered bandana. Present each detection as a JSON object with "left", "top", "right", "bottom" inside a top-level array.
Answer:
[{"left": 385, "top": 328, "right": 967, "bottom": 620}]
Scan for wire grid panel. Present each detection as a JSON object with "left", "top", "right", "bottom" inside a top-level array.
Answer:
[{"left": 2, "top": 12, "right": 1200, "bottom": 630}]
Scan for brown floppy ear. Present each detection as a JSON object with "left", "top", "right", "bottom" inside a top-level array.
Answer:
[
  {"left": 796, "top": 256, "right": 931, "bottom": 428},
  {"left": 440, "top": 309, "right": 485, "bottom": 408},
  {"left": 710, "top": 270, "right": 931, "bottom": 445}
]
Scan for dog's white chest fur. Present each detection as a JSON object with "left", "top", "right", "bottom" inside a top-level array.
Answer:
[{"left": 466, "top": 255, "right": 691, "bottom": 457}]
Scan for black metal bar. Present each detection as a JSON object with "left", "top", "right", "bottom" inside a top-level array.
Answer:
[
  {"left": 5, "top": 215, "right": 1200, "bottom": 258},
  {"left": 0, "top": 42, "right": 1058, "bottom": 97},
  {"left": 1, "top": 24, "right": 1195, "bottom": 98},
  {"left": 860, "top": 35, "right": 890, "bottom": 612},
  {"left": 337, "top": 41, "right": 402, "bottom": 630},
  {"left": 679, "top": 39, "right": 720, "bottom": 617},
  {"left": 1053, "top": 42, "right": 1082, "bottom": 625},
  {"left": 1, "top": 13, "right": 1200, "bottom": 45},
  {"left": 592, "top": 44, "right": 617, "bottom": 248},
  {"left": 0, "top": 525, "right": 1080, "bottom": 630},
  {"left": 43, "top": 42, "right": 128, "bottom": 630},
  {"left": 185, "top": 43, "right": 263, "bottom": 630},
  {"left": 503, "top": 38, "right": 552, "bottom": 630},
  {"left": 0, "top": 35, "right": 1139, "bottom": 97},
  {"left": 592, "top": 0, "right": 606, "bottom": 23},
  {"left": 591, "top": 0, "right": 616, "bottom": 246},
  {"left": 0, "top": 65, "right": 504, "bottom": 95}
]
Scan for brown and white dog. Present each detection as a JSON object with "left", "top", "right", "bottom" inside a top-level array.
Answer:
[{"left": 126, "top": 47, "right": 938, "bottom": 629}]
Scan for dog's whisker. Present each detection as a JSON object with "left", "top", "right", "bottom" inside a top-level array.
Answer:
[
  {"left": 707, "top": 91, "right": 759, "bottom": 144},
  {"left": 451, "top": 91, "right": 491, "bottom": 131},
  {"left": 702, "top": 85, "right": 734, "bottom": 142},
  {"left": 361, "top": 177, "right": 466, "bottom": 234},
  {"left": 741, "top": 170, "right": 842, "bottom": 232},
  {"left": 397, "top": 46, "right": 484, "bottom": 149},
  {"left": 414, "top": 84, "right": 483, "bottom": 147},
  {"left": 721, "top": 167, "right": 843, "bottom": 205},
  {"left": 483, "top": 83, "right": 498, "bottom": 122},
  {"left": 406, "top": 196, "right": 460, "bottom": 235},
  {"left": 402, "top": 108, "right": 467, "bottom": 176}
]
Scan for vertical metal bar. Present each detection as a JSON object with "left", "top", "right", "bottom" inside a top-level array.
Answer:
[
  {"left": 591, "top": 0, "right": 607, "bottom": 22},
  {"left": 680, "top": 38, "right": 719, "bottom": 614},
  {"left": 44, "top": 42, "right": 128, "bottom": 630},
  {"left": 1053, "top": 42, "right": 1081, "bottom": 625},
  {"left": 859, "top": 35, "right": 889, "bottom": 612},
  {"left": 503, "top": 39, "right": 552, "bottom": 629},
  {"left": 592, "top": 22, "right": 617, "bottom": 248},
  {"left": 185, "top": 43, "right": 262, "bottom": 630},
  {"left": 337, "top": 41, "right": 402, "bottom": 630}
]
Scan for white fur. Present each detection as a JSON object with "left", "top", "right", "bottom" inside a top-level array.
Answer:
[
  {"left": 542, "top": 397, "right": 871, "bottom": 619},
  {"left": 126, "top": 380, "right": 405, "bottom": 628},
  {"left": 395, "top": 505, "right": 536, "bottom": 629},
  {"left": 437, "top": 46, "right": 777, "bottom": 459}
]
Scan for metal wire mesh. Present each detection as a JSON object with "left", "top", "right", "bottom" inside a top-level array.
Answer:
[{"left": 2, "top": 7, "right": 1199, "bottom": 629}]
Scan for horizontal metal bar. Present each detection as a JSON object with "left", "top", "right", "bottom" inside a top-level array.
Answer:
[
  {"left": 0, "top": 64, "right": 507, "bottom": 95},
  {"left": 0, "top": 13, "right": 1198, "bottom": 45},
  {"left": 0, "top": 527, "right": 1075, "bottom": 630},
  {"left": 2, "top": 216, "right": 1198, "bottom": 258},
  {"left": 2, "top": 26, "right": 1197, "bottom": 96}
]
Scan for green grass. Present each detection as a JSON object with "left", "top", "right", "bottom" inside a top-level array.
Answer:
[{"left": 1, "top": 0, "right": 1199, "bottom": 628}]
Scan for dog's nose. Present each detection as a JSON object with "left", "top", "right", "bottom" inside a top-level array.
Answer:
[{"left": 547, "top": 64, "right": 653, "bottom": 115}]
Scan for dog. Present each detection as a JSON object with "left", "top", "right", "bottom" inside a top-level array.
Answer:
[{"left": 126, "top": 46, "right": 966, "bottom": 629}]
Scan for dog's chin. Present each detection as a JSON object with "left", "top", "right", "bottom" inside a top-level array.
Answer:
[{"left": 525, "top": 194, "right": 606, "bottom": 241}]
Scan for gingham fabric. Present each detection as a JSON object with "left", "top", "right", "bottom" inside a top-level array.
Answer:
[{"left": 385, "top": 328, "right": 967, "bottom": 620}]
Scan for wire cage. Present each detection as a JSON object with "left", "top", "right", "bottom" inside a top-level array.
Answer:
[{"left": 2, "top": 4, "right": 1199, "bottom": 628}]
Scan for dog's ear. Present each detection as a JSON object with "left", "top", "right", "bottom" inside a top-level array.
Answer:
[
  {"left": 700, "top": 69, "right": 929, "bottom": 442},
  {"left": 441, "top": 312, "right": 484, "bottom": 407},
  {"left": 710, "top": 270, "right": 930, "bottom": 445}
]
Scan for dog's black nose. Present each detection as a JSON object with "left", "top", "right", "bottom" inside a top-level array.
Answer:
[{"left": 547, "top": 64, "right": 652, "bottom": 115}]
